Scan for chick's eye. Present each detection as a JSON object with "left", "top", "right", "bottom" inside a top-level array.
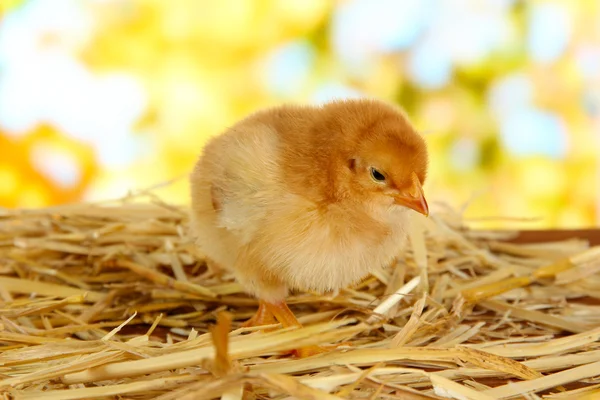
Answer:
[{"left": 370, "top": 167, "right": 386, "bottom": 183}]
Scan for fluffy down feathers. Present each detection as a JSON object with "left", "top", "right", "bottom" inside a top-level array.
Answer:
[{"left": 190, "top": 98, "right": 428, "bottom": 303}]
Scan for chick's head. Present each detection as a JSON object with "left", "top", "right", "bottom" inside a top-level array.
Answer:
[{"left": 326, "top": 99, "right": 429, "bottom": 215}]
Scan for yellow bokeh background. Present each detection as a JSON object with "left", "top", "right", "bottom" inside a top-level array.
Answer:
[{"left": 0, "top": 0, "right": 598, "bottom": 229}]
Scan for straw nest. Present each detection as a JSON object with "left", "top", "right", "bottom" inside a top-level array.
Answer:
[{"left": 1, "top": 194, "right": 600, "bottom": 400}]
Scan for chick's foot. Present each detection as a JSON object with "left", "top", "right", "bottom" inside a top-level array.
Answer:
[
  {"left": 261, "top": 300, "right": 353, "bottom": 357},
  {"left": 264, "top": 300, "right": 302, "bottom": 328},
  {"left": 242, "top": 300, "right": 277, "bottom": 328},
  {"left": 289, "top": 341, "right": 352, "bottom": 358},
  {"left": 293, "top": 345, "right": 328, "bottom": 358}
]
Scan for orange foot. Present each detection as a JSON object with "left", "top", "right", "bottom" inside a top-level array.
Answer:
[
  {"left": 290, "top": 341, "right": 352, "bottom": 358},
  {"left": 245, "top": 300, "right": 352, "bottom": 358},
  {"left": 293, "top": 345, "right": 328, "bottom": 358},
  {"left": 242, "top": 301, "right": 277, "bottom": 329}
]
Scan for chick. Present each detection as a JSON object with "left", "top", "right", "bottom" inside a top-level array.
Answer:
[{"left": 190, "top": 98, "right": 429, "bottom": 357}]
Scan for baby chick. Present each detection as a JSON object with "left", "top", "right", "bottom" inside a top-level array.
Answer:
[{"left": 190, "top": 98, "right": 429, "bottom": 357}]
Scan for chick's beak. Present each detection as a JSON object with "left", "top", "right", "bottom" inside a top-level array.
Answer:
[{"left": 394, "top": 172, "right": 429, "bottom": 216}]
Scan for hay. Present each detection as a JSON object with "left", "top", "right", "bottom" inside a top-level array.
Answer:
[{"left": 0, "top": 195, "right": 599, "bottom": 400}]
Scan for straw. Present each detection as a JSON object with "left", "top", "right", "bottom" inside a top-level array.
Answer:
[{"left": 1, "top": 192, "right": 599, "bottom": 399}]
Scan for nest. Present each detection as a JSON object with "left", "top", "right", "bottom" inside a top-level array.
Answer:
[{"left": 1, "top": 194, "right": 600, "bottom": 400}]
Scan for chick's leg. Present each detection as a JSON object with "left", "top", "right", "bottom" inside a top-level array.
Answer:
[
  {"left": 264, "top": 301, "right": 301, "bottom": 327},
  {"left": 241, "top": 300, "right": 277, "bottom": 328},
  {"left": 264, "top": 301, "right": 330, "bottom": 358}
]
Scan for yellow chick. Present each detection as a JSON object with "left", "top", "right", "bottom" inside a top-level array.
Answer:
[{"left": 190, "top": 98, "right": 429, "bottom": 357}]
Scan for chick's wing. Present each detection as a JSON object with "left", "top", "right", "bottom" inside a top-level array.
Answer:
[{"left": 201, "top": 122, "right": 284, "bottom": 246}]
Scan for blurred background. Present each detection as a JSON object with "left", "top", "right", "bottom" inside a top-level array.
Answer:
[{"left": 0, "top": 0, "right": 598, "bottom": 228}]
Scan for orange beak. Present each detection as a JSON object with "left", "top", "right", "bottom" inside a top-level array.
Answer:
[{"left": 394, "top": 172, "right": 429, "bottom": 216}]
